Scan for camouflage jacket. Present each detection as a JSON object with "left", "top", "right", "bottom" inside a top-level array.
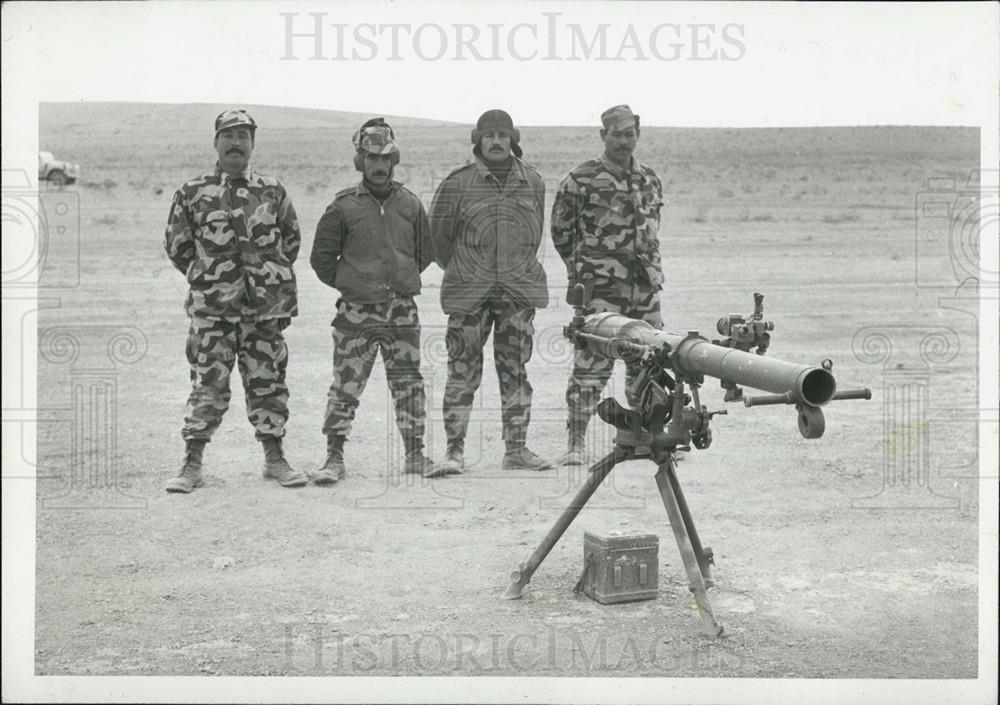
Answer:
[
  {"left": 550, "top": 155, "right": 664, "bottom": 303},
  {"left": 429, "top": 156, "right": 549, "bottom": 315},
  {"left": 310, "top": 180, "right": 433, "bottom": 304},
  {"left": 164, "top": 165, "right": 300, "bottom": 321}
]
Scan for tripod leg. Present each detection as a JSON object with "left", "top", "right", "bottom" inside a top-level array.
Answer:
[
  {"left": 502, "top": 449, "right": 624, "bottom": 599},
  {"left": 655, "top": 457, "right": 723, "bottom": 637},
  {"left": 664, "top": 461, "right": 714, "bottom": 587}
]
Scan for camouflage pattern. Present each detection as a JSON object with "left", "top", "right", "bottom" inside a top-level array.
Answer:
[
  {"left": 215, "top": 109, "right": 257, "bottom": 136},
  {"left": 164, "top": 166, "right": 301, "bottom": 321},
  {"left": 565, "top": 285, "right": 663, "bottom": 436},
  {"left": 552, "top": 153, "right": 666, "bottom": 437},
  {"left": 182, "top": 315, "right": 290, "bottom": 441},
  {"left": 600, "top": 104, "right": 639, "bottom": 130},
  {"left": 550, "top": 155, "right": 664, "bottom": 304},
  {"left": 323, "top": 295, "right": 426, "bottom": 441},
  {"left": 443, "top": 293, "right": 536, "bottom": 446},
  {"left": 353, "top": 123, "right": 399, "bottom": 159}
]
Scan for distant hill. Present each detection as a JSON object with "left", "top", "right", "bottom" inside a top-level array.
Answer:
[
  {"left": 39, "top": 101, "right": 979, "bottom": 186},
  {"left": 39, "top": 102, "right": 460, "bottom": 135},
  {"left": 40, "top": 102, "right": 978, "bottom": 158}
]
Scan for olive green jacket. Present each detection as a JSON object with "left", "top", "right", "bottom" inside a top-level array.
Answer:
[{"left": 429, "top": 157, "right": 549, "bottom": 315}]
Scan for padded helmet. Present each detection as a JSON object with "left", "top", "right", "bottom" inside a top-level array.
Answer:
[
  {"left": 470, "top": 109, "right": 522, "bottom": 158},
  {"left": 352, "top": 118, "right": 399, "bottom": 171}
]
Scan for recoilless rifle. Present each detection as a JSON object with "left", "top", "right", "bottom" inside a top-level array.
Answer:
[{"left": 501, "top": 286, "right": 872, "bottom": 636}]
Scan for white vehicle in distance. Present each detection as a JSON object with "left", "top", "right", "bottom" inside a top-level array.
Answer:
[{"left": 39, "top": 151, "right": 80, "bottom": 188}]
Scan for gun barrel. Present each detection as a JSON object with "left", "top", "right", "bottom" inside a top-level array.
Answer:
[{"left": 579, "top": 313, "right": 837, "bottom": 407}]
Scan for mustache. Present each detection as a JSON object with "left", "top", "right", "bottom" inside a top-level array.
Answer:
[{"left": 226, "top": 148, "right": 245, "bottom": 155}]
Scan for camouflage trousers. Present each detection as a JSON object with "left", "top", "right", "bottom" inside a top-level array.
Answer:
[
  {"left": 565, "top": 286, "right": 663, "bottom": 437},
  {"left": 182, "top": 316, "right": 290, "bottom": 441},
  {"left": 323, "top": 295, "right": 426, "bottom": 441},
  {"left": 443, "top": 298, "right": 536, "bottom": 446}
]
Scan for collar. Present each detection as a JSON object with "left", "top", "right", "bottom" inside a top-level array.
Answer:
[
  {"left": 599, "top": 153, "right": 643, "bottom": 178},
  {"left": 355, "top": 179, "right": 400, "bottom": 198},
  {"left": 214, "top": 162, "right": 255, "bottom": 183},
  {"left": 473, "top": 156, "right": 527, "bottom": 185}
]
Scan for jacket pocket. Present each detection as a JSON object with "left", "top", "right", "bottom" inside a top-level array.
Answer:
[
  {"left": 639, "top": 190, "right": 663, "bottom": 225},
  {"left": 259, "top": 257, "right": 296, "bottom": 285},
  {"left": 393, "top": 253, "right": 420, "bottom": 293},
  {"left": 506, "top": 196, "right": 541, "bottom": 238},
  {"left": 195, "top": 210, "right": 236, "bottom": 250},
  {"left": 250, "top": 223, "right": 283, "bottom": 251}
]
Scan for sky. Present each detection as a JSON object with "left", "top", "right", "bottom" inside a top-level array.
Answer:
[{"left": 2, "top": 1, "right": 997, "bottom": 128}]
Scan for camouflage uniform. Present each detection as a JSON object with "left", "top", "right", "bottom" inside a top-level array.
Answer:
[
  {"left": 443, "top": 291, "right": 536, "bottom": 445},
  {"left": 430, "top": 156, "right": 549, "bottom": 448},
  {"left": 165, "top": 165, "right": 300, "bottom": 441},
  {"left": 323, "top": 296, "right": 425, "bottom": 440},
  {"left": 310, "top": 180, "right": 433, "bottom": 444},
  {"left": 551, "top": 153, "right": 665, "bottom": 436}
]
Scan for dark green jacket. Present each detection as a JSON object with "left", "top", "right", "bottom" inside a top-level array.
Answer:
[
  {"left": 429, "top": 157, "right": 549, "bottom": 315},
  {"left": 310, "top": 181, "right": 433, "bottom": 303}
]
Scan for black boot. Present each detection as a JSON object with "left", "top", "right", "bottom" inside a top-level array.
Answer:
[
  {"left": 503, "top": 441, "right": 556, "bottom": 471},
  {"left": 426, "top": 438, "right": 465, "bottom": 478},
  {"left": 402, "top": 436, "right": 435, "bottom": 476},
  {"left": 558, "top": 419, "right": 588, "bottom": 466},
  {"left": 262, "top": 436, "right": 308, "bottom": 487},
  {"left": 314, "top": 435, "right": 346, "bottom": 485},
  {"left": 165, "top": 439, "right": 206, "bottom": 493}
]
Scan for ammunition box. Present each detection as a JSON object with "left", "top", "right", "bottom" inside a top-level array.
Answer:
[{"left": 582, "top": 531, "right": 659, "bottom": 604}]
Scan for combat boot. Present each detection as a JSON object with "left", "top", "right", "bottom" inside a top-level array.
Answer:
[
  {"left": 313, "top": 435, "right": 346, "bottom": 485},
  {"left": 425, "top": 439, "right": 464, "bottom": 478},
  {"left": 261, "top": 436, "right": 308, "bottom": 488},
  {"left": 165, "top": 439, "right": 206, "bottom": 493},
  {"left": 557, "top": 432, "right": 587, "bottom": 466},
  {"left": 503, "top": 444, "right": 556, "bottom": 472},
  {"left": 402, "top": 437, "right": 435, "bottom": 476}
]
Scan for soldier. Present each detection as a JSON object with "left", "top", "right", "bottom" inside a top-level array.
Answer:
[
  {"left": 163, "top": 109, "right": 307, "bottom": 493},
  {"left": 310, "top": 118, "right": 436, "bottom": 483},
  {"left": 428, "top": 109, "right": 555, "bottom": 476},
  {"left": 550, "top": 105, "right": 665, "bottom": 465}
]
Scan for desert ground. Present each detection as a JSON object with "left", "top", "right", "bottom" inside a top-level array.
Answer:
[{"left": 29, "top": 103, "right": 982, "bottom": 678}]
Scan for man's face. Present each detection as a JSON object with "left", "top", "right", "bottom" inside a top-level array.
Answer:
[
  {"left": 363, "top": 153, "right": 394, "bottom": 187},
  {"left": 479, "top": 131, "right": 512, "bottom": 164},
  {"left": 601, "top": 123, "right": 638, "bottom": 167},
  {"left": 214, "top": 127, "right": 254, "bottom": 174}
]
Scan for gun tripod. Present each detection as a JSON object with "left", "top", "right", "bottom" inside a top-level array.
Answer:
[
  {"left": 501, "top": 395, "right": 724, "bottom": 638},
  {"left": 500, "top": 292, "right": 872, "bottom": 636}
]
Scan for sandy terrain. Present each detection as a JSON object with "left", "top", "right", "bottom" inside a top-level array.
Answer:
[{"left": 29, "top": 103, "right": 982, "bottom": 678}]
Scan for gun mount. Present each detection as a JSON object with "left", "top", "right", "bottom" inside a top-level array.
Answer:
[{"left": 502, "top": 287, "right": 872, "bottom": 637}]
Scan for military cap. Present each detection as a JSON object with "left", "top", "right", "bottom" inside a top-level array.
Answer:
[
  {"left": 214, "top": 109, "right": 257, "bottom": 136},
  {"left": 600, "top": 104, "right": 640, "bottom": 131}
]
